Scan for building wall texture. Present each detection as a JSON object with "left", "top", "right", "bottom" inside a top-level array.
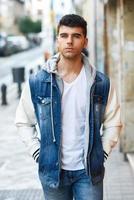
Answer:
[
  {"left": 81, "top": 0, "right": 134, "bottom": 153},
  {"left": 122, "top": 0, "right": 134, "bottom": 152},
  {"left": 102, "top": 0, "right": 134, "bottom": 153},
  {"left": 0, "top": 0, "right": 25, "bottom": 34}
]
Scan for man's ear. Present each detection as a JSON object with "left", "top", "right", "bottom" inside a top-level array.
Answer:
[
  {"left": 84, "top": 38, "right": 88, "bottom": 48},
  {"left": 56, "top": 37, "right": 59, "bottom": 52}
]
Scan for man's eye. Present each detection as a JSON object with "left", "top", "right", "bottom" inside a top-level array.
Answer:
[
  {"left": 60, "top": 34, "right": 67, "bottom": 38},
  {"left": 73, "top": 34, "right": 81, "bottom": 38}
]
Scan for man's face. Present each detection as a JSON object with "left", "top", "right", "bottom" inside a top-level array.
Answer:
[{"left": 57, "top": 26, "right": 88, "bottom": 59}]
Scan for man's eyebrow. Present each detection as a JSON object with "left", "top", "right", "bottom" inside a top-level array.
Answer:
[
  {"left": 73, "top": 33, "right": 83, "bottom": 36},
  {"left": 59, "top": 33, "right": 83, "bottom": 36},
  {"left": 59, "top": 33, "right": 68, "bottom": 35}
]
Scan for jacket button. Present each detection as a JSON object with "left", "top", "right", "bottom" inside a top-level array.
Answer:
[{"left": 41, "top": 99, "right": 45, "bottom": 104}]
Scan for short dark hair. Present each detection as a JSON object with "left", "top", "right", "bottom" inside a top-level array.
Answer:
[{"left": 57, "top": 14, "right": 87, "bottom": 37}]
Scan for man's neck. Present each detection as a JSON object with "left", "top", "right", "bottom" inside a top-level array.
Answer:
[{"left": 57, "top": 54, "right": 83, "bottom": 76}]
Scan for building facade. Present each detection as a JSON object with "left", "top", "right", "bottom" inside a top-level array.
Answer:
[
  {"left": 0, "top": 0, "right": 25, "bottom": 34},
  {"left": 24, "top": 0, "right": 44, "bottom": 21}
]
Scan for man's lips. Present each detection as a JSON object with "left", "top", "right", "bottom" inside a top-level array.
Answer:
[{"left": 64, "top": 48, "right": 74, "bottom": 51}]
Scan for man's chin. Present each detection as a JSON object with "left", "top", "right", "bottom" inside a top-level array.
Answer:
[{"left": 62, "top": 52, "right": 78, "bottom": 59}]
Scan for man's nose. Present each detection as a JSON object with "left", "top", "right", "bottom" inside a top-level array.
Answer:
[{"left": 67, "top": 35, "right": 73, "bottom": 44}]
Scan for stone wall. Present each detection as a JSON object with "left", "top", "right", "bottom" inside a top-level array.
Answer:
[
  {"left": 122, "top": 0, "right": 134, "bottom": 152},
  {"left": 106, "top": 0, "right": 134, "bottom": 153},
  {"left": 81, "top": 0, "right": 134, "bottom": 153}
]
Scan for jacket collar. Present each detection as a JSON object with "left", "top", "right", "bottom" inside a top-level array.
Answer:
[{"left": 41, "top": 53, "right": 96, "bottom": 86}]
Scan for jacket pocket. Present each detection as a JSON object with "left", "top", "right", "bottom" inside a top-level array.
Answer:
[{"left": 36, "top": 96, "right": 51, "bottom": 120}]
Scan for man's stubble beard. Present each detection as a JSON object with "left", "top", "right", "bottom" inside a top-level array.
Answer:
[{"left": 61, "top": 51, "right": 81, "bottom": 60}]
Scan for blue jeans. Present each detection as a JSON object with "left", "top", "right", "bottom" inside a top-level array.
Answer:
[{"left": 41, "top": 169, "right": 103, "bottom": 200}]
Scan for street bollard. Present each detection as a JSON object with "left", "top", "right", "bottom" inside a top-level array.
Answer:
[
  {"left": 37, "top": 64, "right": 41, "bottom": 71},
  {"left": 29, "top": 68, "right": 34, "bottom": 74},
  {"left": 17, "top": 82, "right": 22, "bottom": 98},
  {"left": 12, "top": 67, "right": 25, "bottom": 98},
  {"left": 1, "top": 84, "right": 8, "bottom": 105}
]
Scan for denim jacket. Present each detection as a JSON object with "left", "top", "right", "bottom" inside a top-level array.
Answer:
[
  {"left": 15, "top": 54, "right": 122, "bottom": 188},
  {"left": 29, "top": 64, "right": 110, "bottom": 188}
]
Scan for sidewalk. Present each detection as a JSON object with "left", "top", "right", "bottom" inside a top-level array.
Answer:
[
  {"left": 0, "top": 84, "right": 44, "bottom": 199},
  {"left": 0, "top": 83, "right": 134, "bottom": 200},
  {"left": 104, "top": 146, "right": 134, "bottom": 200},
  {"left": 127, "top": 153, "right": 134, "bottom": 174}
]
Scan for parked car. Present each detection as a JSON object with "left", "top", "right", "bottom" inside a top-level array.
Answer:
[
  {"left": 27, "top": 33, "right": 42, "bottom": 46},
  {"left": 0, "top": 34, "right": 31, "bottom": 56},
  {"left": 0, "top": 33, "right": 16, "bottom": 56},
  {"left": 7, "top": 35, "right": 30, "bottom": 52}
]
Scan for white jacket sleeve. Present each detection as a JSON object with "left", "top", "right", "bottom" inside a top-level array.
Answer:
[
  {"left": 15, "top": 81, "right": 40, "bottom": 162},
  {"left": 102, "top": 80, "right": 122, "bottom": 159}
]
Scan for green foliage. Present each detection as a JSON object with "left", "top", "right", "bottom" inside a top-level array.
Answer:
[{"left": 18, "top": 17, "right": 41, "bottom": 34}]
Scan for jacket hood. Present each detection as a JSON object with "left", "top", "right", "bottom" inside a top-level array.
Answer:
[
  {"left": 42, "top": 53, "right": 60, "bottom": 74},
  {"left": 42, "top": 53, "right": 96, "bottom": 79}
]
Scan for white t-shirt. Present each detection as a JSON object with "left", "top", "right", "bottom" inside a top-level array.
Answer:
[{"left": 61, "top": 66, "right": 87, "bottom": 170}]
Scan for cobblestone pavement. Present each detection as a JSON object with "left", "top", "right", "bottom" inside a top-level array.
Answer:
[
  {"left": 104, "top": 146, "right": 134, "bottom": 200},
  {"left": 0, "top": 189, "right": 43, "bottom": 200},
  {"left": 0, "top": 83, "right": 134, "bottom": 200}
]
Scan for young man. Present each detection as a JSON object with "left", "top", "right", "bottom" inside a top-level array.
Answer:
[{"left": 15, "top": 14, "right": 122, "bottom": 200}]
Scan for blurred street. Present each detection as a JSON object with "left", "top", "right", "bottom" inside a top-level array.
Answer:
[
  {"left": 0, "top": 47, "right": 44, "bottom": 86},
  {"left": 0, "top": 47, "right": 44, "bottom": 199},
  {"left": 0, "top": 47, "right": 43, "bottom": 78}
]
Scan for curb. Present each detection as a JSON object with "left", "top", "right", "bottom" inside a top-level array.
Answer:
[{"left": 127, "top": 153, "right": 134, "bottom": 174}]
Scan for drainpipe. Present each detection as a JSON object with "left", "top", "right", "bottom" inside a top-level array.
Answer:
[
  {"left": 103, "top": 2, "right": 109, "bottom": 75},
  {"left": 94, "top": 0, "right": 98, "bottom": 67}
]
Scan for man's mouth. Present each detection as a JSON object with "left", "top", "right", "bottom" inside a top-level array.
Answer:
[{"left": 65, "top": 48, "right": 74, "bottom": 51}]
